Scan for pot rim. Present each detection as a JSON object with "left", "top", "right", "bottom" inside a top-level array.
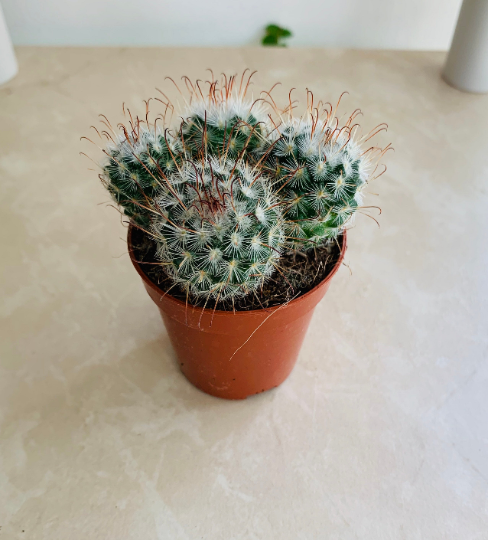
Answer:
[{"left": 127, "top": 224, "right": 347, "bottom": 316}]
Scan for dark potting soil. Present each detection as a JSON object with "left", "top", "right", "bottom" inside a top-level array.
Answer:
[{"left": 130, "top": 227, "right": 344, "bottom": 312}]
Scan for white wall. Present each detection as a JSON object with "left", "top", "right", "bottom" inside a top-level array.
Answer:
[{"left": 3, "top": 0, "right": 462, "bottom": 49}]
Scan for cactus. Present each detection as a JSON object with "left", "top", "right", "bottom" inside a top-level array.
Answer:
[
  {"left": 101, "top": 127, "right": 285, "bottom": 301},
  {"left": 89, "top": 74, "right": 389, "bottom": 303},
  {"left": 261, "top": 111, "right": 385, "bottom": 250},
  {"left": 180, "top": 72, "right": 268, "bottom": 159},
  {"left": 150, "top": 155, "right": 284, "bottom": 300},
  {"left": 101, "top": 126, "right": 182, "bottom": 227}
]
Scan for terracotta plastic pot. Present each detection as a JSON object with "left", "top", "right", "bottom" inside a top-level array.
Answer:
[{"left": 128, "top": 227, "right": 347, "bottom": 400}]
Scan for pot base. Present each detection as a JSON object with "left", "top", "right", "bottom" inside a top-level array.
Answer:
[{"left": 163, "top": 306, "right": 317, "bottom": 400}]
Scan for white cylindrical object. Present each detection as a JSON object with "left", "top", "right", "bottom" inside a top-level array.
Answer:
[
  {"left": 443, "top": 0, "right": 488, "bottom": 93},
  {"left": 0, "top": 3, "right": 17, "bottom": 86}
]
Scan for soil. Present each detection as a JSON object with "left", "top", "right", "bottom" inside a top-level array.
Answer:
[{"left": 130, "top": 227, "right": 343, "bottom": 312}]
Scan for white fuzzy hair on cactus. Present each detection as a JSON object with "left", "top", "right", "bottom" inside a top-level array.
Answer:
[{"left": 180, "top": 71, "right": 268, "bottom": 127}]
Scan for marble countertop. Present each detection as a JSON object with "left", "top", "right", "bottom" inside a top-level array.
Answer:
[{"left": 1, "top": 47, "right": 487, "bottom": 539}]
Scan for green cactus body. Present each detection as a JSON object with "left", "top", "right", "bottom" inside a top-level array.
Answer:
[
  {"left": 181, "top": 98, "right": 267, "bottom": 159},
  {"left": 263, "top": 119, "right": 369, "bottom": 250},
  {"left": 151, "top": 155, "right": 284, "bottom": 300},
  {"left": 102, "top": 128, "right": 182, "bottom": 227}
]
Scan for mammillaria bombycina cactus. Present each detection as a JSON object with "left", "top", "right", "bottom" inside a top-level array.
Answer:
[
  {"left": 261, "top": 98, "right": 390, "bottom": 250},
  {"left": 150, "top": 155, "right": 284, "bottom": 300},
  {"left": 100, "top": 125, "right": 182, "bottom": 227},
  {"left": 180, "top": 71, "right": 268, "bottom": 159},
  {"left": 86, "top": 73, "right": 389, "bottom": 304}
]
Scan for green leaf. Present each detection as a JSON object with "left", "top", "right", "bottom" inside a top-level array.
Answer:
[
  {"left": 262, "top": 24, "right": 293, "bottom": 47},
  {"left": 262, "top": 35, "right": 279, "bottom": 46},
  {"left": 265, "top": 24, "right": 282, "bottom": 36}
]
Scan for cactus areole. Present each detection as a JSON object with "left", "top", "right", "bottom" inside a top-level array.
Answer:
[{"left": 86, "top": 71, "right": 389, "bottom": 399}]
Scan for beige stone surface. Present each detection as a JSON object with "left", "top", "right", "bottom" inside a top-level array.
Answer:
[{"left": 1, "top": 47, "right": 488, "bottom": 539}]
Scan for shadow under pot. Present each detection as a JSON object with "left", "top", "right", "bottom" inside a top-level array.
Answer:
[{"left": 128, "top": 225, "right": 347, "bottom": 400}]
